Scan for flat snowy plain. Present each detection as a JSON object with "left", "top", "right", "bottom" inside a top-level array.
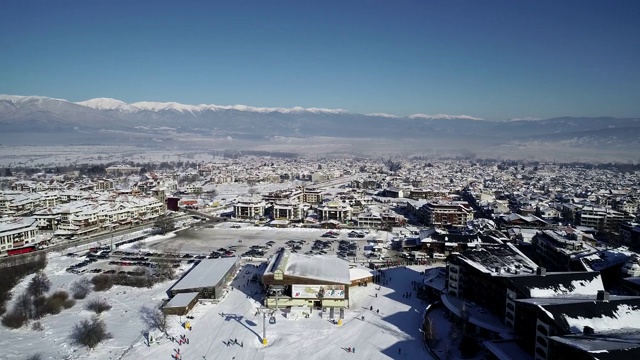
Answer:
[{"left": 1, "top": 227, "right": 436, "bottom": 360}]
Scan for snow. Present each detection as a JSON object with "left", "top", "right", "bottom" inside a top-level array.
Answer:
[
  {"left": 366, "top": 113, "right": 400, "bottom": 118},
  {"left": 170, "top": 257, "right": 238, "bottom": 292},
  {"left": 407, "top": 114, "right": 484, "bottom": 121},
  {"left": 528, "top": 276, "right": 605, "bottom": 298},
  {"left": 0, "top": 94, "right": 68, "bottom": 103},
  {"left": 538, "top": 305, "right": 555, "bottom": 321},
  {"left": 69, "top": 96, "right": 352, "bottom": 116},
  {"left": 75, "top": 98, "right": 139, "bottom": 112},
  {"left": 0, "top": 245, "right": 435, "bottom": 359},
  {"left": 563, "top": 304, "right": 640, "bottom": 333},
  {"left": 130, "top": 101, "right": 202, "bottom": 115},
  {"left": 270, "top": 250, "right": 351, "bottom": 284}
]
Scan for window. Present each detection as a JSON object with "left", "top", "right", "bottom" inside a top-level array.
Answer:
[
  {"left": 536, "top": 336, "right": 547, "bottom": 347},
  {"left": 274, "top": 270, "right": 283, "bottom": 281},
  {"left": 537, "top": 325, "right": 548, "bottom": 335}
]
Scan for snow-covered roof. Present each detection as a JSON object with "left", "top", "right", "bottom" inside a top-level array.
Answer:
[
  {"left": 507, "top": 271, "right": 604, "bottom": 298},
  {"left": 454, "top": 243, "right": 539, "bottom": 277},
  {"left": 518, "top": 296, "right": 640, "bottom": 334},
  {"left": 165, "top": 292, "right": 199, "bottom": 308},
  {"left": 349, "top": 267, "right": 374, "bottom": 282},
  {"left": 170, "top": 257, "right": 238, "bottom": 292},
  {"left": 0, "top": 217, "right": 37, "bottom": 234},
  {"left": 548, "top": 330, "right": 640, "bottom": 356},
  {"left": 266, "top": 249, "right": 350, "bottom": 285}
]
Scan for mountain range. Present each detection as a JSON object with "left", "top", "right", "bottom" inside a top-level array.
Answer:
[{"left": 1, "top": 94, "right": 639, "bottom": 162}]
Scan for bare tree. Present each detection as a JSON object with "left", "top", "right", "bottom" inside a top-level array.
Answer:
[
  {"left": 86, "top": 298, "right": 112, "bottom": 314},
  {"left": 27, "top": 272, "right": 51, "bottom": 298},
  {"left": 154, "top": 259, "right": 175, "bottom": 281},
  {"left": 153, "top": 215, "right": 176, "bottom": 235},
  {"left": 70, "top": 278, "right": 92, "bottom": 299},
  {"left": 31, "top": 321, "right": 44, "bottom": 332},
  {"left": 70, "top": 315, "right": 112, "bottom": 349},
  {"left": 14, "top": 292, "right": 34, "bottom": 321},
  {"left": 139, "top": 305, "right": 167, "bottom": 333}
]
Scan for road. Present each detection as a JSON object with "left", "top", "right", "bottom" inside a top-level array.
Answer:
[{"left": 0, "top": 212, "right": 188, "bottom": 266}]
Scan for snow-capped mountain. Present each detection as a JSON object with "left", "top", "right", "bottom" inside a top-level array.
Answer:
[
  {"left": 1, "top": 94, "right": 639, "bottom": 160},
  {"left": 76, "top": 98, "right": 139, "bottom": 112},
  {"left": 408, "top": 113, "right": 484, "bottom": 120}
]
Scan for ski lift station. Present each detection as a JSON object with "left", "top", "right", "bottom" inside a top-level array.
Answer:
[{"left": 262, "top": 249, "right": 352, "bottom": 309}]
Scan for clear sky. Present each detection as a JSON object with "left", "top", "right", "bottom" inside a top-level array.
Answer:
[{"left": 1, "top": 0, "right": 639, "bottom": 120}]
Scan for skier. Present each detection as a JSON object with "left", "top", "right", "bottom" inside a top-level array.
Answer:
[
  {"left": 376, "top": 309, "right": 379, "bottom": 314},
  {"left": 370, "top": 306, "right": 373, "bottom": 311},
  {"left": 353, "top": 347, "right": 356, "bottom": 353},
  {"left": 375, "top": 293, "right": 377, "bottom": 298},
  {"left": 399, "top": 347, "right": 401, "bottom": 355}
]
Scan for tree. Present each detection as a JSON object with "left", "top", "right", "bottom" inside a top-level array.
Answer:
[
  {"left": 70, "top": 315, "right": 112, "bottom": 349},
  {"left": 154, "top": 259, "right": 175, "bottom": 281},
  {"left": 70, "top": 278, "right": 92, "bottom": 299},
  {"left": 86, "top": 298, "right": 112, "bottom": 314},
  {"left": 27, "top": 272, "right": 51, "bottom": 298},
  {"left": 139, "top": 305, "right": 167, "bottom": 333},
  {"left": 153, "top": 215, "right": 175, "bottom": 235}
]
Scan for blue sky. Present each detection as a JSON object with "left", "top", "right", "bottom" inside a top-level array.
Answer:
[{"left": 1, "top": 0, "right": 639, "bottom": 120}]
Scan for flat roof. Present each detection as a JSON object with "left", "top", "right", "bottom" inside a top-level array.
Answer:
[
  {"left": 170, "top": 257, "right": 237, "bottom": 292},
  {"left": 165, "top": 292, "right": 199, "bottom": 308}
]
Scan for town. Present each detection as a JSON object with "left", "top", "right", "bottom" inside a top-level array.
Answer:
[{"left": 0, "top": 156, "right": 639, "bottom": 360}]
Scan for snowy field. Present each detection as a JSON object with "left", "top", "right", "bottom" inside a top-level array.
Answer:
[{"left": 0, "top": 226, "right": 435, "bottom": 360}]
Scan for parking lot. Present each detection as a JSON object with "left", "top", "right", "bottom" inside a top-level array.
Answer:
[
  {"left": 61, "top": 223, "right": 416, "bottom": 277},
  {"left": 143, "top": 224, "right": 395, "bottom": 263}
]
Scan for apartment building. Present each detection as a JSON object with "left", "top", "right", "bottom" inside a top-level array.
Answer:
[{"left": 418, "top": 201, "right": 474, "bottom": 228}]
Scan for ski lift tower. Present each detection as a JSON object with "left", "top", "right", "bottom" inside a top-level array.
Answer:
[
  {"left": 270, "top": 285, "right": 285, "bottom": 311},
  {"left": 259, "top": 285, "right": 285, "bottom": 345}
]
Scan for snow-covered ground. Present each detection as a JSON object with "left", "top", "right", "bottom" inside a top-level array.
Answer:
[{"left": 1, "top": 227, "right": 436, "bottom": 359}]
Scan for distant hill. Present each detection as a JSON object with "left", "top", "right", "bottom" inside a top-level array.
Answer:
[{"left": 1, "top": 94, "right": 639, "bottom": 161}]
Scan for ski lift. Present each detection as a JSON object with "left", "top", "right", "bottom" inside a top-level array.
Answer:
[{"left": 269, "top": 316, "right": 276, "bottom": 324}]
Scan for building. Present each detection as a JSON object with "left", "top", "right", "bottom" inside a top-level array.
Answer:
[
  {"left": 261, "top": 249, "right": 351, "bottom": 309},
  {"left": 620, "top": 222, "right": 640, "bottom": 249},
  {"left": 166, "top": 257, "right": 239, "bottom": 300},
  {"left": 516, "top": 294, "right": 640, "bottom": 360},
  {"left": 162, "top": 292, "right": 200, "bottom": 316},
  {"left": 577, "top": 206, "right": 632, "bottom": 233},
  {"left": 418, "top": 201, "right": 474, "bottom": 228},
  {"left": 0, "top": 217, "right": 39, "bottom": 256},
  {"left": 234, "top": 197, "right": 266, "bottom": 220},
  {"left": 302, "top": 188, "right": 323, "bottom": 204},
  {"left": 316, "top": 200, "right": 352, "bottom": 223},
  {"left": 532, "top": 230, "right": 595, "bottom": 271}
]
